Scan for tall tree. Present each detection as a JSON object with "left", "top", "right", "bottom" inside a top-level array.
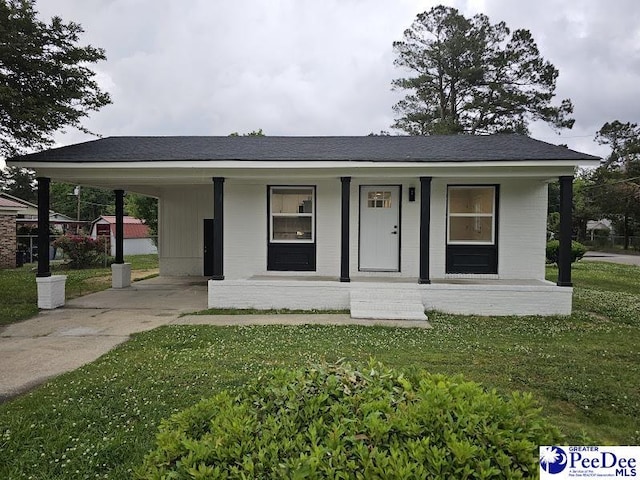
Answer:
[
  {"left": 126, "top": 193, "right": 157, "bottom": 243},
  {"left": 0, "top": 165, "right": 36, "bottom": 202},
  {"left": 392, "top": 5, "right": 574, "bottom": 135},
  {"left": 228, "top": 129, "right": 266, "bottom": 136},
  {"left": 591, "top": 121, "right": 640, "bottom": 249},
  {"left": 0, "top": 0, "right": 111, "bottom": 158},
  {"left": 49, "top": 182, "right": 113, "bottom": 223},
  {"left": 546, "top": 170, "right": 599, "bottom": 242},
  {"left": 572, "top": 171, "right": 600, "bottom": 243}
]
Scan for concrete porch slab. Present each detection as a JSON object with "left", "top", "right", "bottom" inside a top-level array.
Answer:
[{"left": 209, "top": 277, "right": 572, "bottom": 317}]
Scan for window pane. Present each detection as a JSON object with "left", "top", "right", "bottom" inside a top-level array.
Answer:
[
  {"left": 367, "top": 191, "right": 392, "bottom": 208},
  {"left": 449, "top": 187, "right": 493, "bottom": 214},
  {"left": 272, "top": 188, "right": 313, "bottom": 213},
  {"left": 449, "top": 217, "right": 493, "bottom": 242},
  {"left": 273, "top": 216, "right": 312, "bottom": 241}
]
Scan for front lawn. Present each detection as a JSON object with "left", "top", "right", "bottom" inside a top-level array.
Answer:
[
  {"left": 0, "top": 261, "right": 638, "bottom": 479},
  {"left": 0, "top": 254, "right": 159, "bottom": 326}
]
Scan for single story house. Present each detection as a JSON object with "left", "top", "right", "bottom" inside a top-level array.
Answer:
[
  {"left": 586, "top": 219, "right": 613, "bottom": 239},
  {"left": 91, "top": 215, "right": 157, "bottom": 256},
  {"left": 0, "top": 192, "right": 79, "bottom": 231},
  {"left": 8, "top": 135, "right": 599, "bottom": 316}
]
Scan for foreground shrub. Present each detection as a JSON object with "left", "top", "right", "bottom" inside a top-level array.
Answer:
[
  {"left": 53, "top": 234, "right": 109, "bottom": 268},
  {"left": 136, "top": 362, "right": 563, "bottom": 479},
  {"left": 546, "top": 239, "right": 587, "bottom": 264}
]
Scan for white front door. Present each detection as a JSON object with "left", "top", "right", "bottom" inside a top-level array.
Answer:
[{"left": 359, "top": 185, "right": 400, "bottom": 271}]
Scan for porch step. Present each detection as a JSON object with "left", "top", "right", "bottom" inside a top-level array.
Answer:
[{"left": 350, "top": 287, "right": 428, "bottom": 321}]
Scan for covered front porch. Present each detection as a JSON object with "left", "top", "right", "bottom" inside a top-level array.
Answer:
[{"left": 29, "top": 169, "right": 576, "bottom": 317}]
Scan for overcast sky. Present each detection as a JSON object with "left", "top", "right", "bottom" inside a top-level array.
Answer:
[{"left": 29, "top": 0, "right": 640, "bottom": 159}]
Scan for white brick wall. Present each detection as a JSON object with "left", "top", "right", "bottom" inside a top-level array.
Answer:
[
  {"left": 224, "top": 181, "right": 266, "bottom": 279},
  {"left": 160, "top": 176, "right": 550, "bottom": 283},
  {"left": 423, "top": 283, "right": 572, "bottom": 316},
  {"left": 159, "top": 185, "right": 213, "bottom": 276},
  {"left": 208, "top": 279, "right": 572, "bottom": 316},
  {"left": 498, "top": 179, "right": 548, "bottom": 279},
  {"left": 429, "top": 177, "right": 548, "bottom": 280},
  {"left": 209, "top": 279, "right": 350, "bottom": 310}
]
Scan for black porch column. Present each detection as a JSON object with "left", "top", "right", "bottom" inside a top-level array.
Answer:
[
  {"left": 419, "top": 176, "right": 432, "bottom": 284},
  {"left": 212, "top": 177, "right": 225, "bottom": 280},
  {"left": 557, "top": 175, "right": 573, "bottom": 287},
  {"left": 340, "top": 176, "right": 351, "bottom": 282},
  {"left": 114, "top": 189, "right": 125, "bottom": 264},
  {"left": 36, "top": 177, "right": 51, "bottom": 277}
]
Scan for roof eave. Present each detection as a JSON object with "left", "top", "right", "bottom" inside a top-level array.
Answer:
[{"left": 8, "top": 158, "right": 601, "bottom": 170}]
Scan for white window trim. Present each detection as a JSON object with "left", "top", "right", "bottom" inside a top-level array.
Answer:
[
  {"left": 447, "top": 186, "right": 496, "bottom": 245},
  {"left": 269, "top": 185, "right": 315, "bottom": 243}
]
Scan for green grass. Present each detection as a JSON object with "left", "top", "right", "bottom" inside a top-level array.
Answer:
[
  {"left": 0, "top": 261, "right": 639, "bottom": 479},
  {"left": 0, "top": 254, "right": 158, "bottom": 326}
]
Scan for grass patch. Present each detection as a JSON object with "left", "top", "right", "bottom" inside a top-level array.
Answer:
[
  {"left": 0, "top": 261, "right": 638, "bottom": 479},
  {"left": 0, "top": 254, "right": 158, "bottom": 327}
]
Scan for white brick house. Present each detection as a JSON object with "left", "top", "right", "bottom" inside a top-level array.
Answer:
[{"left": 9, "top": 135, "right": 599, "bottom": 317}]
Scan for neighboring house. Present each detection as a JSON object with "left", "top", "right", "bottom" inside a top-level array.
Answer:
[
  {"left": 0, "top": 196, "right": 26, "bottom": 268},
  {"left": 0, "top": 192, "right": 80, "bottom": 262},
  {"left": 586, "top": 219, "right": 613, "bottom": 240},
  {"left": 9, "top": 135, "right": 599, "bottom": 316},
  {"left": 90, "top": 215, "right": 157, "bottom": 256},
  {"left": 0, "top": 192, "right": 78, "bottom": 232}
]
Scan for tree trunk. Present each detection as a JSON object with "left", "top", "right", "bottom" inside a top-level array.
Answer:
[
  {"left": 624, "top": 213, "right": 630, "bottom": 250},
  {"left": 575, "top": 219, "right": 587, "bottom": 243}
]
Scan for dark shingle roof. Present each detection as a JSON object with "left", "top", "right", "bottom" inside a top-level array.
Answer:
[{"left": 11, "top": 134, "right": 599, "bottom": 163}]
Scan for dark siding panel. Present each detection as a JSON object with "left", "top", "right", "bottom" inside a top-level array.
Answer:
[
  {"left": 446, "top": 245, "right": 498, "bottom": 274},
  {"left": 268, "top": 244, "right": 316, "bottom": 271}
]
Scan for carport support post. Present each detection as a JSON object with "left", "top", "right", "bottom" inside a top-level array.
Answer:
[
  {"left": 212, "top": 177, "right": 224, "bottom": 280},
  {"left": 340, "top": 177, "right": 351, "bottom": 282},
  {"left": 557, "top": 175, "right": 573, "bottom": 287},
  {"left": 112, "top": 189, "right": 131, "bottom": 288},
  {"left": 36, "top": 177, "right": 66, "bottom": 308},
  {"left": 36, "top": 177, "right": 51, "bottom": 278},
  {"left": 419, "top": 176, "right": 432, "bottom": 284}
]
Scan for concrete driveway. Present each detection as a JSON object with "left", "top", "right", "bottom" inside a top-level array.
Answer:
[
  {"left": 582, "top": 251, "right": 640, "bottom": 266},
  {"left": 0, "top": 276, "right": 428, "bottom": 403}
]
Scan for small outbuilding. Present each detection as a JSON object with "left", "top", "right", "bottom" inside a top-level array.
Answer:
[{"left": 90, "top": 215, "right": 157, "bottom": 256}]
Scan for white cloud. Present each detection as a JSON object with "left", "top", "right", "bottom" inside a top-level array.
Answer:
[{"left": 25, "top": 0, "right": 640, "bottom": 158}]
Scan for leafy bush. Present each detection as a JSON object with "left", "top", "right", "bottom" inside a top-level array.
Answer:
[
  {"left": 53, "top": 234, "right": 109, "bottom": 268},
  {"left": 136, "top": 362, "right": 563, "bottom": 479},
  {"left": 546, "top": 240, "right": 587, "bottom": 264}
]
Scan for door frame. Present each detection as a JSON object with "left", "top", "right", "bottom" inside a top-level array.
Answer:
[{"left": 358, "top": 184, "right": 402, "bottom": 272}]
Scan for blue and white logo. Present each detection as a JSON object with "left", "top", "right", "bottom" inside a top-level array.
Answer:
[{"left": 540, "top": 446, "right": 568, "bottom": 474}]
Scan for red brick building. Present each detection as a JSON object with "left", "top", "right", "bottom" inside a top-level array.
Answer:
[{"left": 0, "top": 197, "right": 26, "bottom": 268}]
